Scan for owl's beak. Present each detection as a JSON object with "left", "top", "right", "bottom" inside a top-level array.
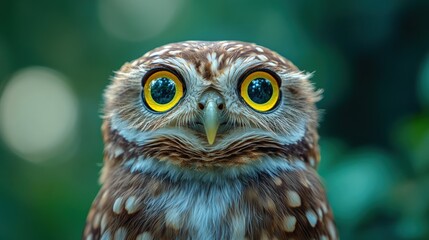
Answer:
[{"left": 203, "top": 101, "right": 220, "bottom": 145}]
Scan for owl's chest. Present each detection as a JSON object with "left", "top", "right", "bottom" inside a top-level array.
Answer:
[{"left": 144, "top": 180, "right": 246, "bottom": 239}]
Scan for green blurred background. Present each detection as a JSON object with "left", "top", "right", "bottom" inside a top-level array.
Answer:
[{"left": 1, "top": 0, "right": 428, "bottom": 239}]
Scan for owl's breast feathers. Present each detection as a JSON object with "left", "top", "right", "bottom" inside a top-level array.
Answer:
[{"left": 83, "top": 121, "right": 337, "bottom": 240}]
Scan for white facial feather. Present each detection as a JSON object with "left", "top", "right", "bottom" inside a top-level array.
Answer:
[{"left": 111, "top": 113, "right": 307, "bottom": 151}]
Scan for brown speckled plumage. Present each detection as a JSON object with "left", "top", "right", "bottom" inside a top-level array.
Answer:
[{"left": 83, "top": 41, "right": 337, "bottom": 240}]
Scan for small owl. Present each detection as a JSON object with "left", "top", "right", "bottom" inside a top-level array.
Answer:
[{"left": 83, "top": 41, "right": 337, "bottom": 240}]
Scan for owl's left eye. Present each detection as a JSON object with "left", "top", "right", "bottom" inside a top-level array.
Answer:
[
  {"left": 239, "top": 70, "right": 280, "bottom": 112},
  {"left": 142, "top": 69, "right": 184, "bottom": 112}
]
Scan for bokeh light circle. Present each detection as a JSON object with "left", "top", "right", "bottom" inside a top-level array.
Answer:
[
  {"left": 0, "top": 67, "right": 79, "bottom": 163},
  {"left": 98, "top": 0, "right": 183, "bottom": 41}
]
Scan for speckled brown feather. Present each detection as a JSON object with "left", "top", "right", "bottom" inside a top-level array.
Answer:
[
  {"left": 85, "top": 164, "right": 335, "bottom": 239},
  {"left": 83, "top": 41, "right": 337, "bottom": 240}
]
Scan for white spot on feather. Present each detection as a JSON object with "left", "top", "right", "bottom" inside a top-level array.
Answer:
[
  {"left": 207, "top": 52, "right": 219, "bottom": 73},
  {"left": 99, "top": 190, "right": 109, "bottom": 208},
  {"left": 114, "top": 227, "right": 127, "bottom": 240},
  {"left": 309, "top": 157, "right": 316, "bottom": 167},
  {"left": 321, "top": 201, "right": 328, "bottom": 213},
  {"left": 306, "top": 209, "right": 318, "bottom": 227},
  {"left": 267, "top": 62, "right": 278, "bottom": 67},
  {"left": 168, "top": 50, "right": 182, "bottom": 55},
  {"left": 100, "top": 230, "right": 111, "bottom": 240},
  {"left": 286, "top": 190, "right": 301, "bottom": 207},
  {"left": 92, "top": 212, "right": 101, "bottom": 229},
  {"left": 149, "top": 48, "right": 169, "bottom": 57},
  {"left": 328, "top": 220, "right": 337, "bottom": 239},
  {"left": 273, "top": 177, "right": 282, "bottom": 186},
  {"left": 256, "top": 47, "right": 264, "bottom": 52},
  {"left": 282, "top": 215, "right": 296, "bottom": 232},
  {"left": 136, "top": 232, "right": 153, "bottom": 240},
  {"left": 113, "top": 197, "right": 124, "bottom": 214},
  {"left": 317, "top": 207, "right": 323, "bottom": 220},
  {"left": 125, "top": 196, "right": 139, "bottom": 214},
  {"left": 113, "top": 147, "right": 124, "bottom": 158},
  {"left": 101, "top": 212, "right": 108, "bottom": 232},
  {"left": 257, "top": 55, "right": 268, "bottom": 61}
]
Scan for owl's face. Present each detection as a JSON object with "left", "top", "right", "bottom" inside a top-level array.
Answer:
[{"left": 104, "top": 41, "right": 320, "bottom": 171}]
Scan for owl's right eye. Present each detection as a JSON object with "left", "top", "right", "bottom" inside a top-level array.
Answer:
[{"left": 142, "top": 69, "right": 184, "bottom": 112}]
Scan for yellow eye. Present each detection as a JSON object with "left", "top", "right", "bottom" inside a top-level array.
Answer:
[
  {"left": 142, "top": 70, "right": 184, "bottom": 112},
  {"left": 240, "top": 71, "right": 280, "bottom": 112}
]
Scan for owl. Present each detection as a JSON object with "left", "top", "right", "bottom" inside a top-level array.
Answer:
[{"left": 83, "top": 41, "right": 337, "bottom": 240}]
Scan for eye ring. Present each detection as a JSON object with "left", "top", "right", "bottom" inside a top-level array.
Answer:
[
  {"left": 239, "top": 69, "right": 281, "bottom": 112},
  {"left": 141, "top": 68, "right": 185, "bottom": 113}
]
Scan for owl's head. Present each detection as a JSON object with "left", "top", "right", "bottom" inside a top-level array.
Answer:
[{"left": 102, "top": 41, "right": 321, "bottom": 177}]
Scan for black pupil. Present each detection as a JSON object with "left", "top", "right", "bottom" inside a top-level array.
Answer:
[
  {"left": 149, "top": 77, "right": 176, "bottom": 104},
  {"left": 247, "top": 78, "right": 273, "bottom": 104}
]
